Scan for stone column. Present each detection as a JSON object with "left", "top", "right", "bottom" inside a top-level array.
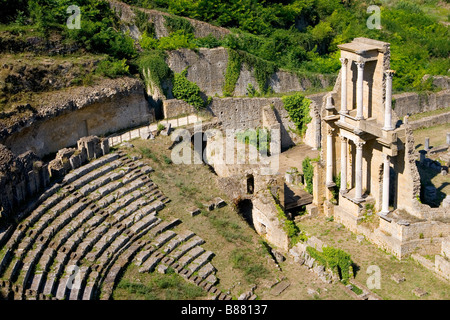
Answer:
[
  {"left": 446, "top": 132, "right": 450, "bottom": 146},
  {"left": 356, "top": 61, "right": 365, "bottom": 120},
  {"left": 354, "top": 140, "right": 365, "bottom": 202},
  {"left": 326, "top": 127, "right": 335, "bottom": 187},
  {"left": 425, "top": 137, "right": 430, "bottom": 151},
  {"left": 339, "top": 58, "right": 348, "bottom": 119},
  {"left": 383, "top": 70, "right": 395, "bottom": 131},
  {"left": 325, "top": 95, "right": 334, "bottom": 110},
  {"left": 381, "top": 154, "right": 391, "bottom": 215},
  {"left": 340, "top": 135, "right": 347, "bottom": 193}
]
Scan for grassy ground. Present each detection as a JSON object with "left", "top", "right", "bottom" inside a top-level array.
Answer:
[
  {"left": 112, "top": 265, "right": 206, "bottom": 300},
  {"left": 114, "top": 136, "right": 281, "bottom": 299},
  {"left": 297, "top": 216, "right": 450, "bottom": 300},
  {"left": 409, "top": 107, "right": 450, "bottom": 121},
  {"left": 413, "top": 123, "right": 450, "bottom": 151}
]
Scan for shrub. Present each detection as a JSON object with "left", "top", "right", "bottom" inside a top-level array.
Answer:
[
  {"left": 194, "top": 34, "right": 222, "bottom": 48},
  {"left": 307, "top": 246, "right": 354, "bottom": 282},
  {"left": 157, "top": 30, "right": 197, "bottom": 50},
  {"left": 164, "top": 14, "right": 195, "bottom": 35},
  {"left": 282, "top": 93, "right": 312, "bottom": 136},
  {"left": 302, "top": 157, "right": 314, "bottom": 195},
  {"left": 172, "top": 68, "right": 205, "bottom": 109},
  {"left": 138, "top": 50, "right": 171, "bottom": 95},
  {"left": 157, "top": 123, "right": 165, "bottom": 132},
  {"left": 223, "top": 48, "right": 242, "bottom": 96},
  {"left": 235, "top": 127, "right": 270, "bottom": 154},
  {"left": 96, "top": 58, "right": 130, "bottom": 78},
  {"left": 273, "top": 196, "right": 307, "bottom": 246},
  {"left": 139, "top": 32, "right": 158, "bottom": 50},
  {"left": 133, "top": 8, "right": 155, "bottom": 36}
]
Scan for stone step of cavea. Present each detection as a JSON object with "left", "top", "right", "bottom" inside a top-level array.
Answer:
[
  {"left": 62, "top": 153, "right": 120, "bottom": 186},
  {"left": 186, "top": 251, "right": 214, "bottom": 274},
  {"left": 97, "top": 220, "right": 172, "bottom": 300},
  {"left": 151, "top": 230, "right": 177, "bottom": 251},
  {"left": 177, "top": 246, "right": 206, "bottom": 269},
  {"left": 29, "top": 248, "right": 55, "bottom": 292},
  {"left": 197, "top": 262, "right": 216, "bottom": 281},
  {"left": 68, "top": 265, "right": 90, "bottom": 300},
  {"left": 69, "top": 162, "right": 122, "bottom": 193},
  {"left": 160, "top": 230, "right": 196, "bottom": 255},
  {"left": 48, "top": 206, "right": 96, "bottom": 250},
  {"left": 77, "top": 165, "right": 125, "bottom": 197},
  {"left": 138, "top": 251, "right": 165, "bottom": 273},
  {"left": 96, "top": 177, "right": 147, "bottom": 208},
  {"left": 15, "top": 199, "right": 90, "bottom": 280},
  {"left": 168, "top": 236, "right": 205, "bottom": 261},
  {"left": 82, "top": 271, "right": 99, "bottom": 300}
]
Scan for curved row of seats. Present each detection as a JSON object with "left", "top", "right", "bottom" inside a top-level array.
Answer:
[{"left": 0, "top": 149, "right": 230, "bottom": 300}]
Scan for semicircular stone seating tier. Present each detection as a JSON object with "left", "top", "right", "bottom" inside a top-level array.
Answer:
[{"left": 0, "top": 150, "right": 231, "bottom": 300}]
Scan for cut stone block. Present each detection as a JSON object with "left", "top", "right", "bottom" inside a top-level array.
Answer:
[
  {"left": 412, "top": 287, "right": 427, "bottom": 297},
  {"left": 188, "top": 207, "right": 201, "bottom": 217},
  {"left": 214, "top": 197, "right": 226, "bottom": 208},
  {"left": 270, "top": 280, "right": 290, "bottom": 296},
  {"left": 178, "top": 246, "right": 205, "bottom": 268}
]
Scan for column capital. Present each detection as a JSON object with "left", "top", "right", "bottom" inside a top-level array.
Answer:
[
  {"left": 339, "top": 134, "right": 346, "bottom": 142},
  {"left": 355, "top": 61, "right": 365, "bottom": 69},
  {"left": 355, "top": 140, "right": 365, "bottom": 149},
  {"left": 327, "top": 127, "right": 335, "bottom": 136},
  {"left": 385, "top": 69, "right": 395, "bottom": 78},
  {"left": 339, "top": 57, "right": 348, "bottom": 65},
  {"left": 383, "top": 153, "right": 391, "bottom": 161}
]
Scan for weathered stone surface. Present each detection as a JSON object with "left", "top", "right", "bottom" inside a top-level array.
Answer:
[
  {"left": 391, "top": 274, "right": 406, "bottom": 284},
  {"left": 214, "top": 197, "right": 226, "bottom": 208},
  {"left": 271, "top": 249, "right": 286, "bottom": 263},
  {"left": 356, "top": 235, "right": 365, "bottom": 243},
  {"left": 188, "top": 207, "right": 201, "bottom": 217},
  {"left": 412, "top": 287, "right": 428, "bottom": 297},
  {"left": 270, "top": 280, "right": 290, "bottom": 296}
]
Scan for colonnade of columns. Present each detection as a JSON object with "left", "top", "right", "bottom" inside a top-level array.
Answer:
[
  {"left": 329, "top": 130, "right": 392, "bottom": 212},
  {"left": 331, "top": 57, "right": 393, "bottom": 213},
  {"left": 338, "top": 58, "right": 395, "bottom": 131}
]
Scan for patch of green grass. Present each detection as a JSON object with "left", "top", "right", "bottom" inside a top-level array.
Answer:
[
  {"left": 139, "top": 147, "right": 160, "bottom": 163},
  {"left": 409, "top": 106, "right": 450, "bottom": 121},
  {"left": 230, "top": 248, "right": 268, "bottom": 284},
  {"left": 162, "top": 155, "right": 173, "bottom": 165},
  {"left": 115, "top": 271, "right": 204, "bottom": 300},
  {"left": 351, "top": 284, "right": 363, "bottom": 295}
]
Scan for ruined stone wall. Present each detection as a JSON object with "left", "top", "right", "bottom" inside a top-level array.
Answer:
[
  {"left": 167, "top": 48, "right": 229, "bottom": 97},
  {"left": 163, "top": 99, "right": 197, "bottom": 119},
  {"left": 166, "top": 47, "right": 334, "bottom": 98},
  {"left": 1, "top": 78, "right": 150, "bottom": 158},
  {"left": 396, "top": 124, "right": 424, "bottom": 217},
  {"left": 392, "top": 89, "right": 450, "bottom": 119},
  {"left": 252, "top": 190, "right": 289, "bottom": 251},
  {"left": 209, "top": 97, "right": 302, "bottom": 150},
  {"left": 109, "top": 0, "right": 230, "bottom": 41},
  {"left": 409, "top": 111, "right": 450, "bottom": 130}
]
